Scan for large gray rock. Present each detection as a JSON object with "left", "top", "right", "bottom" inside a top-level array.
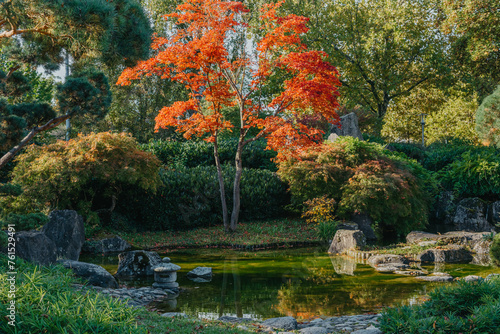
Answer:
[
  {"left": 330, "top": 112, "right": 363, "bottom": 140},
  {"left": 351, "top": 326, "right": 383, "bottom": 334},
  {"left": 375, "top": 264, "right": 410, "bottom": 273},
  {"left": 42, "top": 210, "right": 85, "bottom": 261},
  {"left": 351, "top": 214, "right": 377, "bottom": 240},
  {"left": 328, "top": 230, "right": 366, "bottom": 254},
  {"left": 434, "top": 191, "right": 456, "bottom": 224},
  {"left": 262, "top": 316, "right": 297, "bottom": 330},
  {"left": 15, "top": 231, "right": 57, "bottom": 265},
  {"left": 417, "top": 245, "right": 473, "bottom": 263},
  {"left": 82, "top": 236, "right": 132, "bottom": 254},
  {"left": 114, "top": 250, "right": 162, "bottom": 277},
  {"left": 368, "top": 254, "right": 408, "bottom": 267},
  {"left": 488, "top": 201, "right": 500, "bottom": 226},
  {"left": 58, "top": 260, "right": 118, "bottom": 288},
  {"left": 452, "top": 198, "right": 493, "bottom": 232}
]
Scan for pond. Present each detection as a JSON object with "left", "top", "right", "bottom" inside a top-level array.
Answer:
[{"left": 79, "top": 247, "right": 500, "bottom": 321}]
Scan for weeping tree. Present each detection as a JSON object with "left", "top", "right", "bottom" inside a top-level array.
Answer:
[{"left": 0, "top": 0, "right": 152, "bottom": 169}]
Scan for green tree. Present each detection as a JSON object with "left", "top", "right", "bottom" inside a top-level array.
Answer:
[
  {"left": 284, "top": 0, "right": 450, "bottom": 119},
  {"left": 382, "top": 84, "right": 479, "bottom": 144},
  {"left": 440, "top": 0, "right": 500, "bottom": 100},
  {"left": 476, "top": 85, "right": 500, "bottom": 147},
  {"left": 0, "top": 0, "right": 152, "bottom": 169}
]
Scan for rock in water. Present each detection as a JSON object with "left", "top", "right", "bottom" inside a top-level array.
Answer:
[
  {"left": 115, "top": 250, "right": 162, "bottom": 277},
  {"left": 42, "top": 210, "right": 85, "bottom": 261},
  {"left": 187, "top": 267, "right": 212, "bottom": 280},
  {"left": 351, "top": 214, "right": 377, "bottom": 240},
  {"left": 15, "top": 231, "right": 57, "bottom": 265},
  {"left": 328, "top": 230, "right": 366, "bottom": 254},
  {"left": 417, "top": 245, "right": 473, "bottom": 263},
  {"left": 368, "top": 254, "right": 408, "bottom": 267},
  {"left": 262, "top": 316, "right": 298, "bottom": 330},
  {"left": 58, "top": 260, "right": 118, "bottom": 288}
]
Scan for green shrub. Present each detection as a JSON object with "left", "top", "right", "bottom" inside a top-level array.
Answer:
[
  {"left": 315, "top": 221, "right": 339, "bottom": 243},
  {"left": 278, "top": 137, "right": 435, "bottom": 238},
  {"left": 491, "top": 234, "right": 500, "bottom": 266},
  {"left": 114, "top": 165, "right": 289, "bottom": 230},
  {"left": 379, "top": 278, "right": 500, "bottom": 333},
  {"left": 10, "top": 132, "right": 161, "bottom": 220},
  {"left": 476, "top": 85, "right": 500, "bottom": 147},
  {"left": 0, "top": 213, "right": 48, "bottom": 231},
  {"left": 438, "top": 150, "right": 500, "bottom": 199},
  {"left": 0, "top": 255, "right": 139, "bottom": 333},
  {"left": 141, "top": 137, "right": 278, "bottom": 171}
]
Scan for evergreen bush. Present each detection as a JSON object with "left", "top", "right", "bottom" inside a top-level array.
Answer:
[
  {"left": 380, "top": 278, "right": 500, "bottom": 333},
  {"left": 115, "top": 165, "right": 289, "bottom": 231},
  {"left": 141, "top": 138, "right": 277, "bottom": 171},
  {"left": 476, "top": 85, "right": 500, "bottom": 147}
]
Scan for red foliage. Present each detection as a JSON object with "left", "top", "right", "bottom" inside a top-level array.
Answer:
[{"left": 117, "top": 0, "right": 341, "bottom": 160}]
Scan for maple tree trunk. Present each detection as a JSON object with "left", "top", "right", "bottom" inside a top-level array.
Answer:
[
  {"left": 214, "top": 138, "right": 229, "bottom": 232},
  {"left": 230, "top": 137, "right": 244, "bottom": 232}
]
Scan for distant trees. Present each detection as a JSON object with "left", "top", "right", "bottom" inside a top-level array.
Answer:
[{"left": 476, "top": 85, "right": 500, "bottom": 147}]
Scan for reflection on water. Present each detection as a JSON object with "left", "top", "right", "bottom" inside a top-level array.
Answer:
[{"left": 79, "top": 247, "right": 499, "bottom": 320}]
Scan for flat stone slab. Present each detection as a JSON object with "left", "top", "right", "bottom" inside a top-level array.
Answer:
[
  {"left": 415, "top": 274, "right": 453, "bottom": 282},
  {"left": 351, "top": 326, "right": 383, "bottom": 334},
  {"left": 368, "top": 254, "right": 408, "bottom": 267},
  {"left": 299, "top": 327, "right": 329, "bottom": 334},
  {"left": 394, "top": 270, "right": 426, "bottom": 276},
  {"left": 218, "top": 316, "right": 254, "bottom": 323},
  {"left": 161, "top": 312, "right": 188, "bottom": 318},
  {"left": 375, "top": 264, "right": 410, "bottom": 273},
  {"left": 262, "top": 316, "right": 298, "bottom": 330},
  {"left": 459, "top": 275, "right": 483, "bottom": 282}
]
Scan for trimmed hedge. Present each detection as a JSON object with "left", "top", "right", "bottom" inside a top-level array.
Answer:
[
  {"left": 113, "top": 165, "right": 289, "bottom": 231},
  {"left": 141, "top": 138, "right": 278, "bottom": 171}
]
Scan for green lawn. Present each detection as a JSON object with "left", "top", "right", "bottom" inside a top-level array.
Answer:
[{"left": 115, "top": 219, "right": 319, "bottom": 250}]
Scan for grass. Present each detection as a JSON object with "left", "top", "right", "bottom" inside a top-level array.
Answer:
[
  {"left": 113, "top": 219, "right": 319, "bottom": 250},
  {"left": 0, "top": 254, "right": 253, "bottom": 333}
]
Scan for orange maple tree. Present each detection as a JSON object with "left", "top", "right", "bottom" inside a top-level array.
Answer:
[{"left": 117, "top": 0, "right": 341, "bottom": 232}]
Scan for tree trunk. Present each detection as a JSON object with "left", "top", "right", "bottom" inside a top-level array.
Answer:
[
  {"left": 214, "top": 137, "right": 229, "bottom": 232},
  {"left": 230, "top": 134, "right": 244, "bottom": 232},
  {"left": 0, "top": 114, "right": 71, "bottom": 170}
]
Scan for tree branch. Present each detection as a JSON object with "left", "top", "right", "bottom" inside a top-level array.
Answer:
[{"left": 0, "top": 113, "right": 72, "bottom": 170}]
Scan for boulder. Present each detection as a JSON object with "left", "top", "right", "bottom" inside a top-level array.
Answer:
[
  {"left": 82, "top": 236, "right": 132, "bottom": 254},
  {"left": 262, "top": 316, "right": 298, "bottom": 331},
  {"left": 473, "top": 239, "right": 492, "bottom": 254},
  {"left": 115, "top": 250, "right": 162, "bottom": 277},
  {"left": 330, "top": 112, "right": 363, "bottom": 140},
  {"left": 351, "top": 214, "right": 377, "bottom": 240},
  {"left": 337, "top": 222, "right": 359, "bottom": 230},
  {"left": 486, "top": 274, "right": 500, "bottom": 281},
  {"left": 42, "top": 210, "right": 85, "bottom": 261},
  {"left": 328, "top": 230, "right": 366, "bottom": 254},
  {"left": 452, "top": 198, "right": 493, "bottom": 232},
  {"left": 417, "top": 246, "right": 473, "bottom": 263},
  {"left": 187, "top": 267, "right": 212, "bottom": 280},
  {"left": 15, "top": 231, "right": 57, "bottom": 265},
  {"left": 58, "top": 260, "right": 118, "bottom": 288},
  {"left": 434, "top": 191, "right": 456, "bottom": 224},
  {"left": 218, "top": 316, "right": 254, "bottom": 323},
  {"left": 487, "top": 201, "right": 500, "bottom": 226},
  {"left": 368, "top": 254, "right": 408, "bottom": 267}
]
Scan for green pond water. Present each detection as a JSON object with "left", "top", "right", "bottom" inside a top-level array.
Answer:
[{"left": 79, "top": 247, "right": 500, "bottom": 321}]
